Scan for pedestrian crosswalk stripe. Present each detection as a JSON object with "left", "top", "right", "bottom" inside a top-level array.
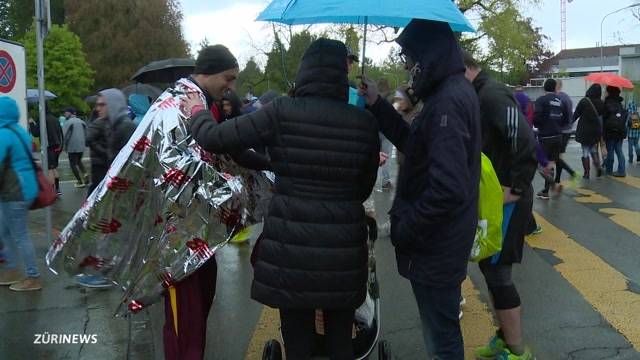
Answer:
[
  {"left": 246, "top": 305, "right": 279, "bottom": 359},
  {"left": 460, "top": 278, "right": 496, "bottom": 358},
  {"left": 608, "top": 173, "right": 640, "bottom": 190},
  {"left": 573, "top": 187, "right": 612, "bottom": 204},
  {"left": 528, "top": 213, "right": 640, "bottom": 351},
  {"left": 244, "top": 281, "right": 496, "bottom": 359},
  {"left": 599, "top": 208, "right": 640, "bottom": 237}
]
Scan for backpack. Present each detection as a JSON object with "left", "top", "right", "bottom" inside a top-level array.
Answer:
[
  {"left": 469, "top": 153, "right": 503, "bottom": 263},
  {"left": 631, "top": 112, "right": 640, "bottom": 130}
]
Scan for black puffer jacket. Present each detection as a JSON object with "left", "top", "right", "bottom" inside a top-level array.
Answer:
[
  {"left": 603, "top": 95, "right": 627, "bottom": 141},
  {"left": 190, "top": 38, "right": 380, "bottom": 309},
  {"left": 369, "top": 19, "right": 481, "bottom": 287},
  {"left": 574, "top": 84, "right": 604, "bottom": 146}
]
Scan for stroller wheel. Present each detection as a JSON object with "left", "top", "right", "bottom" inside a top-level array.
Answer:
[
  {"left": 262, "top": 339, "right": 283, "bottom": 360},
  {"left": 378, "top": 340, "right": 391, "bottom": 360}
]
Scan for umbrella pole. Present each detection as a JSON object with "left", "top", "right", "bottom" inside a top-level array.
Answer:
[{"left": 361, "top": 16, "right": 368, "bottom": 76}]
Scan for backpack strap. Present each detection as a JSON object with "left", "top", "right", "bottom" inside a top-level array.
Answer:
[
  {"left": 5, "top": 125, "right": 38, "bottom": 171},
  {"left": 586, "top": 98, "right": 599, "bottom": 117}
]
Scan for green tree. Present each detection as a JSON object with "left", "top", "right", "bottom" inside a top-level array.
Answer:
[
  {"left": 22, "top": 24, "right": 94, "bottom": 114},
  {"left": 264, "top": 34, "right": 289, "bottom": 93},
  {"left": 236, "top": 58, "right": 268, "bottom": 99},
  {"left": 264, "top": 30, "right": 316, "bottom": 93},
  {"left": 2, "top": 0, "right": 65, "bottom": 40},
  {"left": 66, "top": 0, "right": 189, "bottom": 89},
  {"left": 479, "top": 4, "right": 537, "bottom": 82},
  {"left": 457, "top": 0, "right": 551, "bottom": 85},
  {"left": 0, "top": 0, "right": 11, "bottom": 39}
]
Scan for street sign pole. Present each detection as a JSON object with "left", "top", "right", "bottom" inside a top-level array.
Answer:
[{"left": 35, "top": 0, "right": 52, "bottom": 243}]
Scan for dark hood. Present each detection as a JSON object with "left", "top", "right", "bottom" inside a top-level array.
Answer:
[
  {"left": 396, "top": 19, "right": 465, "bottom": 99},
  {"left": 294, "top": 38, "right": 348, "bottom": 102},
  {"left": 585, "top": 84, "right": 602, "bottom": 99},
  {"left": 605, "top": 95, "right": 624, "bottom": 104}
]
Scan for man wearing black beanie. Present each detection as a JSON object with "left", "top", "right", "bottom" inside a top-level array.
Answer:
[
  {"left": 162, "top": 44, "right": 239, "bottom": 360},
  {"left": 191, "top": 44, "right": 239, "bottom": 106},
  {"left": 533, "top": 78, "right": 567, "bottom": 199}
]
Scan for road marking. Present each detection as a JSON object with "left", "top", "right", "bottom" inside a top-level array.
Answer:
[
  {"left": 244, "top": 278, "right": 496, "bottom": 359},
  {"left": 528, "top": 213, "right": 640, "bottom": 351},
  {"left": 599, "top": 208, "right": 640, "bottom": 236},
  {"left": 461, "top": 278, "right": 496, "bottom": 358},
  {"left": 573, "top": 187, "right": 612, "bottom": 204},
  {"left": 246, "top": 306, "right": 279, "bottom": 359},
  {"left": 609, "top": 173, "right": 640, "bottom": 190}
]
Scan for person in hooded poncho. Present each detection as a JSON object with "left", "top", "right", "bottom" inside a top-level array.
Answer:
[{"left": 359, "top": 19, "right": 482, "bottom": 359}]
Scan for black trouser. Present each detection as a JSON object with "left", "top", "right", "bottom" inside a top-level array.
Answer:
[
  {"left": 279, "top": 308, "right": 355, "bottom": 360},
  {"left": 88, "top": 164, "right": 108, "bottom": 194},
  {"left": 68, "top": 152, "right": 86, "bottom": 183},
  {"left": 554, "top": 133, "right": 576, "bottom": 182},
  {"left": 539, "top": 135, "right": 563, "bottom": 192},
  {"left": 479, "top": 261, "right": 521, "bottom": 310}
]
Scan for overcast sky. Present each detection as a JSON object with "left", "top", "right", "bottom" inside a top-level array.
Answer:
[{"left": 180, "top": 0, "right": 640, "bottom": 67}]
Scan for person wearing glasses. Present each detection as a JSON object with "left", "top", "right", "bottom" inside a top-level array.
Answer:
[{"left": 86, "top": 89, "right": 137, "bottom": 195}]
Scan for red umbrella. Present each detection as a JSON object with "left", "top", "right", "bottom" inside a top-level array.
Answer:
[{"left": 584, "top": 72, "right": 634, "bottom": 89}]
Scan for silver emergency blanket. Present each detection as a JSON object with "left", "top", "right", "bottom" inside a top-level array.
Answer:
[{"left": 46, "top": 78, "right": 272, "bottom": 316}]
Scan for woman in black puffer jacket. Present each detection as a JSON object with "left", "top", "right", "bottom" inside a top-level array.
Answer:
[
  {"left": 574, "top": 84, "right": 605, "bottom": 178},
  {"left": 186, "top": 38, "right": 380, "bottom": 359},
  {"left": 602, "top": 86, "right": 627, "bottom": 176}
]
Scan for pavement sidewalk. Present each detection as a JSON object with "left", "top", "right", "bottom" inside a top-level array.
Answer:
[{"left": 0, "top": 182, "right": 164, "bottom": 360}]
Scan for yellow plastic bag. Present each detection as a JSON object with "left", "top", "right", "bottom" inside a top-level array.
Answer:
[{"left": 470, "top": 153, "right": 503, "bottom": 262}]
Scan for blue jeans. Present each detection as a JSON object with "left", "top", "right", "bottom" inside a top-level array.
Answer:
[
  {"left": 605, "top": 140, "right": 625, "bottom": 175},
  {"left": 410, "top": 281, "right": 464, "bottom": 360},
  {"left": 0, "top": 201, "right": 39, "bottom": 277},
  {"left": 629, "top": 137, "right": 640, "bottom": 160}
]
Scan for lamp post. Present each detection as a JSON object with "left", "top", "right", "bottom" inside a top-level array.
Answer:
[{"left": 600, "top": 3, "right": 640, "bottom": 72}]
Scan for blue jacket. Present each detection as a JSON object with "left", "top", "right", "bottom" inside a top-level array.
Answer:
[
  {"left": 370, "top": 20, "right": 481, "bottom": 287},
  {"left": 0, "top": 97, "right": 38, "bottom": 203}
]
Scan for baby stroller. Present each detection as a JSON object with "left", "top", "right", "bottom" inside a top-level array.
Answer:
[{"left": 262, "top": 216, "right": 391, "bottom": 360}]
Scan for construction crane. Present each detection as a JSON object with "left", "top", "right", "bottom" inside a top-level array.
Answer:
[{"left": 560, "top": 0, "right": 574, "bottom": 50}]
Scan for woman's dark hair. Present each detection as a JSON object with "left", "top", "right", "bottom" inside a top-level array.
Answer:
[
  {"left": 585, "top": 84, "right": 601, "bottom": 99},
  {"left": 222, "top": 91, "right": 242, "bottom": 119},
  {"left": 606, "top": 86, "right": 621, "bottom": 98}
]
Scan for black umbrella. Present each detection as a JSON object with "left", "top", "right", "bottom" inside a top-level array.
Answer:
[
  {"left": 130, "top": 58, "right": 195, "bottom": 84},
  {"left": 121, "top": 83, "right": 163, "bottom": 99}
]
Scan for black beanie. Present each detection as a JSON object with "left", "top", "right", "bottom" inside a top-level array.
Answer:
[
  {"left": 195, "top": 45, "right": 238, "bottom": 75},
  {"left": 543, "top": 78, "right": 557, "bottom": 92}
]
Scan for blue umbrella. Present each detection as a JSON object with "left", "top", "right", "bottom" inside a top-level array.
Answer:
[
  {"left": 257, "top": 0, "right": 474, "bottom": 74},
  {"left": 257, "top": 0, "right": 474, "bottom": 32}
]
